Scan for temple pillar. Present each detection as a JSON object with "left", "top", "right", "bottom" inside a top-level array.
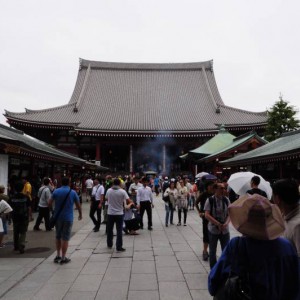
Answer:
[
  {"left": 96, "top": 141, "right": 101, "bottom": 161},
  {"left": 129, "top": 145, "right": 133, "bottom": 174},
  {"left": 162, "top": 145, "right": 166, "bottom": 173}
]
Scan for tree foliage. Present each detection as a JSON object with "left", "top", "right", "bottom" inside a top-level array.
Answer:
[{"left": 265, "top": 98, "right": 300, "bottom": 141}]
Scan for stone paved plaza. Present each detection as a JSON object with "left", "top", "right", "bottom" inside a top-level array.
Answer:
[{"left": 0, "top": 196, "right": 239, "bottom": 300}]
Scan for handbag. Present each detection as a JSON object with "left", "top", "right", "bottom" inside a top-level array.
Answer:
[
  {"left": 163, "top": 195, "right": 170, "bottom": 202},
  {"left": 49, "top": 189, "right": 72, "bottom": 229},
  {"left": 214, "top": 237, "right": 252, "bottom": 300}
]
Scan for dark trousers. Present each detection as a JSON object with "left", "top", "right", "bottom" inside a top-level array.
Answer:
[
  {"left": 107, "top": 214, "right": 123, "bottom": 250},
  {"left": 34, "top": 206, "right": 50, "bottom": 230},
  {"left": 208, "top": 232, "right": 230, "bottom": 269},
  {"left": 89, "top": 200, "right": 102, "bottom": 229},
  {"left": 178, "top": 208, "right": 187, "bottom": 224},
  {"left": 13, "top": 220, "right": 28, "bottom": 250},
  {"left": 139, "top": 201, "right": 152, "bottom": 229}
]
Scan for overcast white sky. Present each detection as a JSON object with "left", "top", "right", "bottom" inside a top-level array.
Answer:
[{"left": 1, "top": 0, "right": 300, "bottom": 126}]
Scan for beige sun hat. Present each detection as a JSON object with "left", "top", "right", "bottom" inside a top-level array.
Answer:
[{"left": 228, "top": 194, "right": 285, "bottom": 240}]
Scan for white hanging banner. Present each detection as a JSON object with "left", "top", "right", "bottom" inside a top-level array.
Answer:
[{"left": 0, "top": 154, "right": 9, "bottom": 192}]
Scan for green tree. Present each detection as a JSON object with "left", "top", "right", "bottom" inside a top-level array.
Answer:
[{"left": 265, "top": 97, "right": 300, "bottom": 141}]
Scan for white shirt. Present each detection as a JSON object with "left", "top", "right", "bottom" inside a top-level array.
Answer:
[
  {"left": 92, "top": 184, "right": 104, "bottom": 201},
  {"left": 85, "top": 179, "right": 94, "bottom": 189},
  {"left": 136, "top": 186, "right": 153, "bottom": 205},
  {"left": 128, "top": 182, "right": 143, "bottom": 195},
  {"left": 106, "top": 186, "right": 128, "bottom": 215}
]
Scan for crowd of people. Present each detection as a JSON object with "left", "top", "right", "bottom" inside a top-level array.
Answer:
[{"left": 0, "top": 173, "right": 299, "bottom": 299}]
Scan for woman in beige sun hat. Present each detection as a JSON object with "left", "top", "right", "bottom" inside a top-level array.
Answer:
[{"left": 208, "top": 194, "right": 300, "bottom": 300}]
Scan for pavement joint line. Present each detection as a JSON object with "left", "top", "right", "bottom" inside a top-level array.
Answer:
[{"left": 0, "top": 257, "right": 47, "bottom": 299}]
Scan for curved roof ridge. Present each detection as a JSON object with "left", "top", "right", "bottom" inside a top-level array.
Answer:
[
  {"left": 79, "top": 58, "right": 213, "bottom": 70},
  {"left": 5, "top": 103, "right": 75, "bottom": 117},
  {"left": 219, "top": 103, "right": 267, "bottom": 116}
]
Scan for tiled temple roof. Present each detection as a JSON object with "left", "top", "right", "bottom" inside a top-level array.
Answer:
[
  {"left": 5, "top": 59, "right": 267, "bottom": 135},
  {"left": 221, "top": 129, "right": 300, "bottom": 165}
]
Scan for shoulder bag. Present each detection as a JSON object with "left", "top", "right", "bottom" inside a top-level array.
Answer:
[{"left": 49, "top": 189, "right": 72, "bottom": 229}]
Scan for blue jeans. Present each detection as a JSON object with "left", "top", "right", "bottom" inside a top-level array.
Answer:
[
  {"left": 208, "top": 231, "right": 230, "bottom": 269},
  {"left": 165, "top": 203, "right": 174, "bottom": 225},
  {"left": 107, "top": 214, "right": 123, "bottom": 250}
]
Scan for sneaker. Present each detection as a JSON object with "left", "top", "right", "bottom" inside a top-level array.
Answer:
[
  {"left": 177, "top": 223, "right": 181, "bottom": 226},
  {"left": 202, "top": 252, "right": 209, "bottom": 261},
  {"left": 184, "top": 223, "right": 187, "bottom": 226},
  {"left": 165, "top": 224, "right": 168, "bottom": 227},
  {"left": 54, "top": 256, "right": 62, "bottom": 263},
  {"left": 60, "top": 257, "right": 71, "bottom": 265},
  {"left": 148, "top": 227, "right": 153, "bottom": 231},
  {"left": 117, "top": 248, "right": 126, "bottom": 252}
]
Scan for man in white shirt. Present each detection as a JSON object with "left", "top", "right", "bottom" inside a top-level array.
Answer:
[
  {"left": 137, "top": 177, "right": 154, "bottom": 230},
  {"left": 128, "top": 176, "right": 142, "bottom": 204},
  {"left": 85, "top": 176, "right": 94, "bottom": 202},
  {"left": 89, "top": 177, "right": 104, "bottom": 232},
  {"left": 106, "top": 178, "right": 130, "bottom": 252},
  {"left": 34, "top": 177, "right": 52, "bottom": 231}
]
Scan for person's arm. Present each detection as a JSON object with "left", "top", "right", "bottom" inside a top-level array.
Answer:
[
  {"left": 149, "top": 188, "right": 154, "bottom": 207},
  {"left": 195, "top": 194, "right": 202, "bottom": 215},
  {"left": 136, "top": 189, "right": 141, "bottom": 208},
  {"left": 75, "top": 200, "right": 82, "bottom": 220},
  {"left": 128, "top": 184, "right": 133, "bottom": 195},
  {"left": 163, "top": 188, "right": 169, "bottom": 197},
  {"left": 98, "top": 186, "right": 105, "bottom": 208}
]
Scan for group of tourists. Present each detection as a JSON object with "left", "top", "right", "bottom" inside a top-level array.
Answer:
[{"left": 1, "top": 172, "right": 300, "bottom": 299}]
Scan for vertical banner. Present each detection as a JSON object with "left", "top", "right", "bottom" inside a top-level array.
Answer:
[{"left": 0, "top": 154, "right": 9, "bottom": 193}]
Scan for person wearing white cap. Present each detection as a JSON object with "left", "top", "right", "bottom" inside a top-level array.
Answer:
[{"left": 208, "top": 194, "right": 300, "bottom": 300}]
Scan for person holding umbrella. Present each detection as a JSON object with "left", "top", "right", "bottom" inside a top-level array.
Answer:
[{"left": 247, "top": 175, "right": 267, "bottom": 197}]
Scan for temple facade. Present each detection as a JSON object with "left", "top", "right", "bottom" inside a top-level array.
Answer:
[{"left": 5, "top": 59, "right": 268, "bottom": 174}]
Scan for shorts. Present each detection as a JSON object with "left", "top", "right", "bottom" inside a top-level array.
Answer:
[{"left": 55, "top": 220, "right": 73, "bottom": 241}]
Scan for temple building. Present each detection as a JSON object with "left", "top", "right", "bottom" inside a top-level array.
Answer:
[{"left": 5, "top": 59, "right": 268, "bottom": 174}]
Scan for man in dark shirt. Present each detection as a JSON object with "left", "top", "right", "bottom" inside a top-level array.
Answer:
[
  {"left": 195, "top": 181, "right": 215, "bottom": 261},
  {"left": 247, "top": 176, "right": 267, "bottom": 198},
  {"left": 9, "top": 181, "right": 31, "bottom": 254}
]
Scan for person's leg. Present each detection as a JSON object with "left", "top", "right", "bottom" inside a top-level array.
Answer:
[
  {"left": 95, "top": 206, "right": 102, "bottom": 230},
  {"left": 208, "top": 232, "right": 219, "bottom": 269},
  {"left": 177, "top": 208, "right": 182, "bottom": 224},
  {"left": 139, "top": 202, "right": 146, "bottom": 229},
  {"left": 44, "top": 207, "right": 51, "bottom": 230},
  {"left": 145, "top": 202, "right": 152, "bottom": 229},
  {"left": 169, "top": 203, "right": 174, "bottom": 224},
  {"left": 165, "top": 203, "right": 170, "bottom": 226},
  {"left": 220, "top": 232, "right": 230, "bottom": 252},
  {"left": 116, "top": 215, "right": 124, "bottom": 250},
  {"left": 18, "top": 222, "right": 28, "bottom": 253},
  {"left": 61, "top": 240, "right": 69, "bottom": 258},
  {"left": 34, "top": 208, "right": 43, "bottom": 230},
  {"left": 13, "top": 222, "right": 19, "bottom": 250},
  {"left": 106, "top": 215, "right": 114, "bottom": 248},
  {"left": 183, "top": 208, "right": 187, "bottom": 225},
  {"left": 202, "top": 218, "right": 209, "bottom": 260},
  {"left": 56, "top": 239, "right": 62, "bottom": 257},
  {"left": 103, "top": 204, "right": 108, "bottom": 223},
  {"left": 89, "top": 201, "right": 98, "bottom": 227},
  {"left": 60, "top": 221, "right": 73, "bottom": 261}
]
